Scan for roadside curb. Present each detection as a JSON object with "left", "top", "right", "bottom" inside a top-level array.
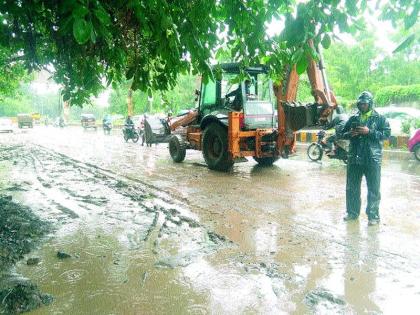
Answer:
[
  {"left": 296, "top": 142, "right": 413, "bottom": 161},
  {"left": 296, "top": 131, "right": 409, "bottom": 150}
]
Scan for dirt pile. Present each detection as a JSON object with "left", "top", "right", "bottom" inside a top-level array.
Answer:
[
  {"left": 0, "top": 195, "right": 51, "bottom": 269},
  {"left": 0, "top": 195, "right": 52, "bottom": 314},
  {"left": 0, "top": 276, "right": 53, "bottom": 314}
]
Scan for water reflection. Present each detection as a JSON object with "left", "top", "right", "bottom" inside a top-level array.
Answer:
[{"left": 344, "top": 223, "right": 380, "bottom": 313}]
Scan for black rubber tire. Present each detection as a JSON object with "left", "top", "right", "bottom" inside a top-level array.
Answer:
[
  {"left": 414, "top": 144, "right": 420, "bottom": 161},
  {"left": 202, "top": 123, "right": 233, "bottom": 171},
  {"left": 253, "top": 156, "right": 279, "bottom": 166},
  {"left": 123, "top": 132, "right": 129, "bottom": 142},
  {"left": 169, "top": 135, "right": 187, "bottom": 163},
  {"left": 307, "top": 143, "right": 323, "bottom": 161},
  {"left": 132, "top": 132, "right": 139, "bottom": 143}
]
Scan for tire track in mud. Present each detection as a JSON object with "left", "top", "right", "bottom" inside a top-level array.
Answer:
[
  {"left": 3, "top": 142, "right": 418, "bottom": 313},
  {"left": 0, "top": 143, "right": 233, "bottom": 269}
]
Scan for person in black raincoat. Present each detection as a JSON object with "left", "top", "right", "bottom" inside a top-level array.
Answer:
[{"left": 340, "top": 91, "right": 391, "bottom": 226}]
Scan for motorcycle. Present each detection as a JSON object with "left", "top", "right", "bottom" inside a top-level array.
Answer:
[
  {"left": 54, "top": 117, "right": 65, "bottom": 128},
  {"left": 307, "top": 130, "right": 348, "bottom": 163},
  {"left": 103, "top": 121, "right": 112, "bottom": 135},
  {"left": 122, "top": 124, "right": 139, "bottom": 143}
]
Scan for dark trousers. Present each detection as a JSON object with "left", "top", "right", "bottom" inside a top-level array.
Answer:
[{"left": 346, "top": 162, "right": 381, "bottom": 220}]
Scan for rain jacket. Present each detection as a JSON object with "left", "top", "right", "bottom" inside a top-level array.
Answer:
[{"left": 340, "top": 110, "right": 391, "bottom": 164}]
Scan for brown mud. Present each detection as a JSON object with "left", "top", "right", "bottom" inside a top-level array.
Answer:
[{"left": 0, "top": 127, "right": 419, "bottom": 314}]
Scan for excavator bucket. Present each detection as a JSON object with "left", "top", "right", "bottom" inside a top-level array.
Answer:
[{"left": 282, "top": 102, "right": 319, "bottom": 131}]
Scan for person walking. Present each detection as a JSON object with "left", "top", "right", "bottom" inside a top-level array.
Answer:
[{"left": 340, "top": 91, "right": 391, "bottom": 226}]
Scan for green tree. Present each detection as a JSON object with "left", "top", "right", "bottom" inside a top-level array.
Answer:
[
  {"left": 109, "top": 73, "right": 197, "bottom": 115},
  {"left": 1, "top": 0, "right": 417, "bottom": 106}
]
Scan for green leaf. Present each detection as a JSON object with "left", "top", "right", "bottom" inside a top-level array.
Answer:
[
  {"left": 73, "top": 18, "right": 91, "bottom": 44},
  {"left": 296, "top": 56, "right": 308, "bottom": 75},
  {"left": 321, "top": 34, "right": 331, "bottom": 49},
  {"left": 94, "top": 8, "right": 111, "bottom": 26},
  {"left": 90, "top": 28, "right": 96, "bottom": 44},
  {"left": 404, "top": 6, "right": 419, "bottom": 30},
  {"left": 72, "top": 5, "right": 89, "bottom": 18},
  {"left": 393, "top": 34, "right": 416, "bottom": 53}
]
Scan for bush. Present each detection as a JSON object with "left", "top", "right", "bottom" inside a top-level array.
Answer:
[
  {"left": 375, "top": 84, "right": 420, "bottom": 106},
  {"left": 401, "top": 117, "right": 420, "bottom": 134}
]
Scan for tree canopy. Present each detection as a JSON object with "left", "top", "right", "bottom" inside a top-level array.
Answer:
[{"left": 0, "top": 0, "right": 418, "bottom": 105}]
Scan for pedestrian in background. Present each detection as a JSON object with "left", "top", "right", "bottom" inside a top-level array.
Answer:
[{"left": 340, "top": 91, "right": 391, "bottom": 226}]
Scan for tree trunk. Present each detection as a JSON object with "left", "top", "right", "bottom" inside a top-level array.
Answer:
[
  {"left": 127, "top": 89, "right": 134, "bottom": 116},
  {"left": 63, "top": 101, "right": 70, "bottom": 123}
]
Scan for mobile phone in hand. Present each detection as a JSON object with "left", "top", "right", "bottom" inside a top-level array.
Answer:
[{"left": 351, "top": 121, "right": 359, "bottom": 129}]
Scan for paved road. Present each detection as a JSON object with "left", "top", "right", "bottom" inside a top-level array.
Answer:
[{"left": 1, "top": 126, "right": 419, "bottom": 314}]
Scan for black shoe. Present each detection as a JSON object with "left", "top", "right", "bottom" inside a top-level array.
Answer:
[
  {"left": 343, "top": 215, "right": 358, "bottom": 222},
  {"left": 368, "top": 219, "right": 380, "bottom": 226}
]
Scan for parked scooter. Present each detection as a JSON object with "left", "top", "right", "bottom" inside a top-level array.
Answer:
[
  {"left": 122, "top": 124, "right": 139, "bottom": 143},
  {"left": 307, "top": 130, "right": 348, "bottom": 163}
]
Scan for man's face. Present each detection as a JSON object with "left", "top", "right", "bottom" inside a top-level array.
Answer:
[{"left": 359, "top": 102, "right": 369, "bottom": 113}]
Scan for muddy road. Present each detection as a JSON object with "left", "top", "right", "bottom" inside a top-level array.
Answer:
[{"left": 1, "top": 126, "right": 419, "bottom": 314}]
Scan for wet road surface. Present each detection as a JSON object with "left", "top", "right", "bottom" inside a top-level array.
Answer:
[{"left": 1, "top": 126, "right": 419, "bottom": 314}]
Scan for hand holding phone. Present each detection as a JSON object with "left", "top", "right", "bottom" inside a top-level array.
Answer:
[
  {"left": 351, "top": 121, "right": 359, "bottom": 130},
  {"left": 350, "top": 121, "right": 360, "bottom": 137}
]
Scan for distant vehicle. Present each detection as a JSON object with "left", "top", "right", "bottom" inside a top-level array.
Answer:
[
  {"left": 102, "top": 115, "right": 112, "bottom": 135},
  {"left": 81, "top": 114, "right": 97, "bottom": 130},
  {"left": 375, "top": 107, "right": 420, "bottom": 135},
  {"left": 0, "top": 118, "right": 14, "bottom": 133},
  {"left": 17, "top": 113, "right": 33, "bottom": 128},
  {"left": 408, "top": 129, "right": 420, "bottom": 161},
  {"left": 31, "top": 112, "right": 41, "bottom": 124},
  {"left": 143, "top": 116, "right": 171, "bottom": 146},
  {"left": 122, "top": 124, "right": 140, "bottom": 143},
  {"left": 307, "top": 130, "right": 349, "bottom": 163},
  {"left": 54, "top": 117, "right": 65, "bottom": 128}
]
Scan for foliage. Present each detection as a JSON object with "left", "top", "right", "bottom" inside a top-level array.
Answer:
[
  {"left": 109, "top": 74, "right": 197, "bottom": 116},
  {"left": 375, "top": 85, "right": 420, "bottom": 106},
  {"left": 322, "top": 36, "right": 378, "bottom": 103},
  {"left": 321, "top": 29, "right": 420, "bottom": 109},
  {"left": 0, "top": 0, "right": 418, "bottom": 106},
  {"left": 0, "top": 47, "right": 29, "bottom": 101},
  {"left": 402, "top": 117, "right": 420, "bottom": 134},
  {"left": 0, "top": 94, "right": 32, "bottom": 116},
  {"left": 380, "top": 0, "right": 420, "bottom": 53}
]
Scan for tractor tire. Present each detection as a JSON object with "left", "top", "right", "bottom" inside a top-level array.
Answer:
[
  {"left": 253, "top": 156, "right": 279, "bottom": 166},
  {"left": 169, "top": 135, "right": 187, "bottom": 163},
  {"left": 202, "top": 123, "right": 233, "bottom": 171},
  {"left": 307, "top": 143, "right": 323, "bottom": 161},
  {"left": 414, "top": 144, "right": 420, "bottom": 161}
]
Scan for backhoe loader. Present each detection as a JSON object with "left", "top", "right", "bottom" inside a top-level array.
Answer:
[{"left": 168, "top": 47, "right": 337, "bottom": 171}]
